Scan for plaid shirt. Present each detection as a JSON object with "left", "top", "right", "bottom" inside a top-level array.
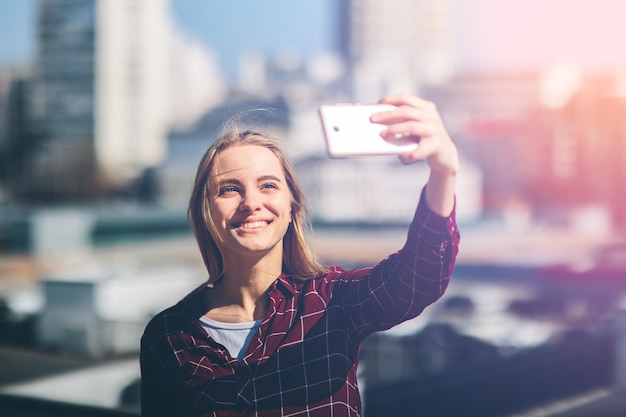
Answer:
[{"left": 140, "top": 194, "right": 460, "bottom": 416}]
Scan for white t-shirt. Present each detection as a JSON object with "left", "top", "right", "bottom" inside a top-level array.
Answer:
[{"left": 199, "top": 316, "right": 262, "bottom": 362}]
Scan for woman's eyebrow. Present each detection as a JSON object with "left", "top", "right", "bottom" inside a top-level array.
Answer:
[
  {"left": 214, "top": 177, "right": 242, "bottom": 185},
  {"left": 257, "top": 175, "right": 283, "bottom": 182}
]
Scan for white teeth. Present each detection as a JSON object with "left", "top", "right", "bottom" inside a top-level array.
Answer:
[{"left": 240, "top": 221, "right": 265, "bottom": 229}]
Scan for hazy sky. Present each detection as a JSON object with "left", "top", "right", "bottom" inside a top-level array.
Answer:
[
  {"left": 1, "top": 0, "right": 626, "bottom": 76},
  {"left": 0, "top": 0, "right": 35, "bottom": 65},
  {"left": 459, "top": 0, "right": 626, "bottom": 74},
  {"left": 169, "top": 0, "right": 337, "bottom": 79}
]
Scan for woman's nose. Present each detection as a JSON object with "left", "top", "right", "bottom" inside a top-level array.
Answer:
[{"left": 238, "top": 190, "right": 262, "bottom": 212}]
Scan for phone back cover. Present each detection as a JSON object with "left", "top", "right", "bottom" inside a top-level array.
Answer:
[{"left": 319, "top": 104, "right": 416, "bottom": 157}]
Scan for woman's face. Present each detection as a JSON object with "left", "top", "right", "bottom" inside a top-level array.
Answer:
[{"left": 208, "top": 145, "right": 293, "bottom": 263}]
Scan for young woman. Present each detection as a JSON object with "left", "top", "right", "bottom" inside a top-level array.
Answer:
[{"left": 140, "top": 93, "right": 460, "bottom": 416}]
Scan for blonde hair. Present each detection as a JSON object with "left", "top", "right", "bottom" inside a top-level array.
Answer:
[{"left": 188, "top": 128, "right": 328, "bottom": 283}]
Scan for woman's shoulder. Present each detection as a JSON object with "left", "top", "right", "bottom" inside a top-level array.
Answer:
[
  {"left": 141, "top": 301, "right": 187, "bottom": 345},
  {"left": 142, "top": 284, "right": 208, "bottom": 342}
]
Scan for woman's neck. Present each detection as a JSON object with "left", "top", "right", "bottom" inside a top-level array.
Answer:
[{"left": 206, "top": 256, "right": 281, "bottom": 322}]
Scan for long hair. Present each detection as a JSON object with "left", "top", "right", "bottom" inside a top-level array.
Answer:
[{"left": 188, "top": 128, "right": 328, "bottom": 284}]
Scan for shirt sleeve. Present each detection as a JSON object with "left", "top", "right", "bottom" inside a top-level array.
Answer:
[
  {"left": 333, "top": 187, "right": 460, "bottom": 339},
  {"left": 140, "top": 316, "right": 178, "bottom": 417}
]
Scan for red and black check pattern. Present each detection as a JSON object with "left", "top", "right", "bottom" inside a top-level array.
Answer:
[{"left": 140, "top": 194, "right": 460, "bottom": 416}]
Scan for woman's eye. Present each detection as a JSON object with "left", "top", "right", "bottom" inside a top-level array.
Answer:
[
  {"left": 262, "top": 183, "right": 278, "bottom": 190},
  {"left": 219, "top": 186, "right": 239, "bottom": 196}
]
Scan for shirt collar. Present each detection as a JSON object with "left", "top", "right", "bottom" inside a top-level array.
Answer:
[{"left": 274, "top": 273, "right": 298, "bottom": 297}]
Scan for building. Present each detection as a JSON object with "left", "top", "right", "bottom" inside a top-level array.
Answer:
[
  {"left": 439, "top": 72, "right": 626, "bottom": 232},
  {"left": 168, "top": 24, "right": 226, "bottom": 132},
  {"left": 518, "top": 77, "right": 626, "bottom": 232},
  {"left": 27, "top": 0, "right": 170, "bottom": 201},
  {"left": 37, "top": 262, "right": 204, "bottom": 358},
  {"left": 339, "top": 0, "right": 456, "bottom": 102},
  {"left": 294, "top": 154, "right": 482, "bottom": 225},
  {"left": 0, "top": 67, "right": 38, "bottom": 203}
]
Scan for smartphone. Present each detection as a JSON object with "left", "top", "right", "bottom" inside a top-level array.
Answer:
[{"left": 319, "top": 104, "right": 417, "bottom": 158}]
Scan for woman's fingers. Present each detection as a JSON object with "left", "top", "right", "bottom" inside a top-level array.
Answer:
[
  {"left": 373, "top": 94, "right": 458, "bottom": 172},
  {"left": 379, "top": 93, "right": 433, "bottom": 109}
]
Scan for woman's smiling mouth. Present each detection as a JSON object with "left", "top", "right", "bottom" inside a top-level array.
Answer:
[{"left": 233, "top": 220, "right": 270, "bottom": 230}]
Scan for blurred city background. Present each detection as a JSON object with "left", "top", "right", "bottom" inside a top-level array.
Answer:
[{"left": 1, "top": 0, "right": 626, "bottom": 416}]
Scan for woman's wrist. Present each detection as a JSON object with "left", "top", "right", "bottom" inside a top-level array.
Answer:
[{"left": 425, "top": 169, "right": 457, "bottom": 217}]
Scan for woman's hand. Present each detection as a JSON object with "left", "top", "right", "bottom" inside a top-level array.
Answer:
[
  {"left": 370, "top": 93, "right": 459, "bottom": 174},
  {"left": 370, "top": 93, "right": 459, "bottom": 216}
]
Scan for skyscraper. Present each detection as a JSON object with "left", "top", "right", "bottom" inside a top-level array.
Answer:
[
  {"left": 30, "top": 0, "right": 169, "bottom": 201},
  {"left": 339, "top": 0, "right": 456, "bottom": 102}
]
